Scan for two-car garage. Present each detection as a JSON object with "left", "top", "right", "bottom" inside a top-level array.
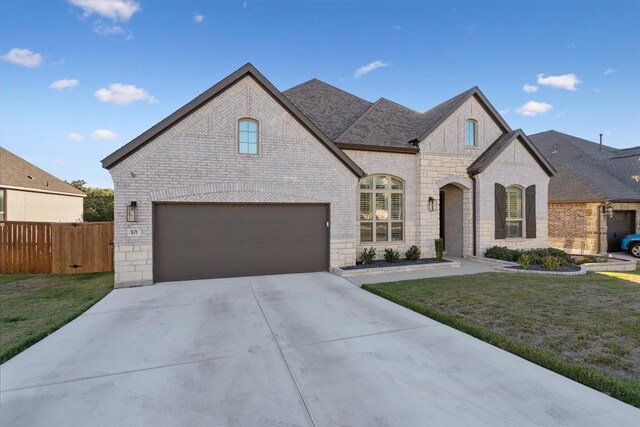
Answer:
[{"left": 153, "top": 203, "right": 330, "bottom": 283}]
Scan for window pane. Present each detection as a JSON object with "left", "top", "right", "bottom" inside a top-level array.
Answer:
[
  {"left": 239, "top": 142, "right": 249, "bottom": 154},
  {"left": 375, "top": 193, "right": 389, "bottom": 220},
  {"left": 506, "top": 220, "right": 522, "bottom": 238},
  {"left": 247, "top": 142, "right": 257, "bottom": 154},
  {"left": 391, "top": 222, "right": 403, "bottom": 241},
  {"left": 360, "top": 193, "right": 373, "bottom": 220},
  {"left": 391, "top": 177, "right": 403, "bottom": 190},
  {"left": 239, "top": 121, "right": 249, "bottom": 132},
  {"left": 376, "top": 223, "right": 388, "bottom": 241},
  {"left": 390, "top": 193, "right": 403, "bottom": 220},
  {"left": 246, "top": 121, "right": 257, "bottom": 133},
  {"left": 359, "top": 177, "right": 372, "bottom": 189},
  {"left": 360, "top": 222, "right": 373, "bottom": 242},
  {"left": 465, "top": 120, "right": 476, "bottom": 146},
  {"left": 375, "top": 176, "right": 388, "bottom": 189},
  {"left": 506, "top": 187, "right": 522, "bottom": 219}
]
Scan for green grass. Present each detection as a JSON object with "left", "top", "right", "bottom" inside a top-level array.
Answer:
[
  {"left": 0, "top": 273, "right": 113, "bottom": 363},
  {"left": 363, "top": 271, "right": 640, "bottom": 408}
]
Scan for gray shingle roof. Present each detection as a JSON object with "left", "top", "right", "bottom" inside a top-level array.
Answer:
[
  {"left": 529, "top": 130, "right": 640, "bottom": 202},
  {"left": 0, "top": 147, "right": 85, "bottom": 196},
  {"left": 283, "top": 79, "right": 372, "bottom": 140}
]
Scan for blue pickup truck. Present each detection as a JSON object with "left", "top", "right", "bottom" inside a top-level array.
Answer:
[{"left": 621, "top": 234, "right": 640, "bottom": 258}]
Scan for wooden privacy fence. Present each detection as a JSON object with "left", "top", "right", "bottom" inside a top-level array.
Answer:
[{"left": 0, "top": 221, "right": 114, "bottom": 274}]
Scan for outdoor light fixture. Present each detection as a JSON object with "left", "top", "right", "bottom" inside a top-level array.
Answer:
[
  {"left": 127, "top": 201, "right": 138, "bottom": 222},
  {"left": 601, "top": 202, "right": 614, "bottom": 219},
  {"left": 429, "top": 197, "right": 436, "bottom": 212}
]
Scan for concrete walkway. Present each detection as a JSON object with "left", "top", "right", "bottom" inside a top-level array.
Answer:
[
  {"left": 1, "top": 272, "right": 638, "bottom": 426},
  {"left": 347, "top": 257, "right": 496, "bottom": 286}
]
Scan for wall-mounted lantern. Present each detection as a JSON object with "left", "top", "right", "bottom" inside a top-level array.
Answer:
[
  {"left": 127, "top": 201, "right": 138, "bottom": 222},
  {"left": 601, "top": 202, "right": 614, "bottom": 219},
  {"left": 429, "top": 196, "right": 437, "bottom": 212}
]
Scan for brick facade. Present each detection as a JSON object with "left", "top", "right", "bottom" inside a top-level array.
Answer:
[{"left": 108, "top": 75, "right": 553, "bottom": 287}]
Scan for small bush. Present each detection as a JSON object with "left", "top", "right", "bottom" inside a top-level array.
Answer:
[
  {"left": 434, "top": 238, "right": 444, "bottom": 261},
  {"left": 543, "top": 256, "right": 562, "bottom": 271},
  {"left": 405, "top": 245, "right": 421, "bottom": 261},
  {"left": 574, "top": 256, "right": 609, "bottom": 265},
  {"left": 485, "top": 246, "right": 521, "bottom": 262},
  {"left": 384, "top": 248, "right": 400, "bottom": 263},
  {"left": 517, "top": 254, "right": 532, "bottom": 270},
  {"left": 360, "top": 247, "right": 376, "bottom": 265}
]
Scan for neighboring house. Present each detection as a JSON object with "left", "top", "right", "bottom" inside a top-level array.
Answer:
[
  {"left": 0, "top": 147, "right": 85, "bottom": 222},
  {"left": 530, "top": 130, "right": 640, "bottom": 254},
  {"left": 102, "top": 63, "right": 555, "bottom": 287}
]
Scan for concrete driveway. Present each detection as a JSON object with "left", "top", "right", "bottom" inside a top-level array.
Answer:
[{"left": 1, "top": 273, "right": 638, "bottom": 426}]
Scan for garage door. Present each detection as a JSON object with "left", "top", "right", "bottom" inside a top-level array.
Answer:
[{"left": 154, "top": 203, "right": 329, "bottom": 282}]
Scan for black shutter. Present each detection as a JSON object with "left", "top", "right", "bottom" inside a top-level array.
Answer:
[
  {"left": 495, "top": 183, "right": 506, "bottom": 239},
  {"left": 526, "top": 185, "right": 536, "bottom": 238}
]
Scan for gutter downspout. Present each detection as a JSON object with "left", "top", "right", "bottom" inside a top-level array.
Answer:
[{"left": 470, "top": 174, "right": 477, "bottom": 256}]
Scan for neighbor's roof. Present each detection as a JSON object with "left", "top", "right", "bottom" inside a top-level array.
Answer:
[
  {"left": 0, "top": 147, "right": 85, "bottom": 196},
  {"left": 467, "top": 129, "right": 556, "bottom": 177},
  {"left": 101, "top": 63, "right": 365, "bottom": 178},
  {"left": 529, "top": 130, "right": 640, "bottom": 202}
]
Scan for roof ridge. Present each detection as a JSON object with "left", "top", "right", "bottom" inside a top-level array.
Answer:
[
  {"left": 284, "top": 78, "right": 372, "bottom": 105},
  {"left": 334, "top": 98, "right": 382, "bottom": 141},
  {"left": 377, "top": 97, "right": 423, "bottom": 115}
]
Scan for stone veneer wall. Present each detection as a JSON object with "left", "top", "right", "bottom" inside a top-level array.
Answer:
[{"left": 109, "top": 76, "right": 358, "bottom": 287}]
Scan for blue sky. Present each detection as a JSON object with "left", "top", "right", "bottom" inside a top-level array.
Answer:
[{"left": 1, "top": 0, "right": 639, "bottom": 188}]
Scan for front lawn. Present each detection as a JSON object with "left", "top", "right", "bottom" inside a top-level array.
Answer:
[
  {"left": 363, "top": 271, "right": 640, "bottom": 407},
  {"left": 0, "top": 273, "right": 113, "bottom": 363}
]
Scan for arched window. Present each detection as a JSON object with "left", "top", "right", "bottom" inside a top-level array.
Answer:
[
  {"left": 465, "top": 119, "right": 477, "bottom": 147},
  {"left": 358, "top": 175, "right": 404, "bottom": 242},
  {"left": 505, "top": 186, "right": 523, "bottom": 238},
  {"left": 238, "top": 119, "right": 258, "bottom": 154}
]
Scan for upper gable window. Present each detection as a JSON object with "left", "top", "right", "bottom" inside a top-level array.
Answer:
[
  {"left": 465, "top": 119, "right": 477, "bottom": 147},
  {"left": 238, "top": 119, "right": 258, "bottom": 154}
]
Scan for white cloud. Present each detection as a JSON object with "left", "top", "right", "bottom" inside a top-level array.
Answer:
[
  {"left": 552, "top": 111, "right": 567, "bottom": 119},
  {"left": 516, "top": 101, "right": 553, "bottom": 117},
  {"left": 95, "top": 83, "right": 156, "bottom": 105},
  {"left": 565, "top": 42, "right": 576, "bottom": 48},
  {"left": 243, "top": 1, "right": 248, "bottom": 9},
  {"left": 354, "top": 60, "right": 390, "bottom": 79},
  {"left": 93, "top": 21, "right": 126, "bottom": 36},
  {"left": 593, "top": 88, "right": 602, "bottom": 93},
  {"left": 392, "top": 24, "right": 401, "bottom": 31},
  {"left": 522, "top": 84, "right": 538, "bottom": 93},
  {"left": 536, "top": 73, "right": 582, "bottom": 91},
  {"left": 1, "top": 48, "right": 43, "bottom": 68},
  {"left": 194, "top": 13, "right": 204, "bottom": 23},
  {"left": 604, "top": 68, "right": 617, "bottom": 75},
  {"left": 68, "top": 0, "right": 141, "bottom": 21},
  {"left": 67, "top": 132, "right": 84, "bottom": 142},
  {"left": 90, "top": 129, "right": 119, "bottom": 140},
  {"left": 50, "top": 78, "right": 79, "bottom": 90},
  {"left": 499, "top": 108, "right": 510, "bottom": 115}
]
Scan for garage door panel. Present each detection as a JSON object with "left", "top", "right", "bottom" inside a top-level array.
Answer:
[{"left": 154, "top": 204, "right": 329, "bottom": 282}]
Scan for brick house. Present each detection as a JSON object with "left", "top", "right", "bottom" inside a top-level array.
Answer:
[
  {"left": 530, "top": 130, "right": 640, "bottom": 254},
  {"left": 102, "top": 63, "right": 555, "bottom": 287}
]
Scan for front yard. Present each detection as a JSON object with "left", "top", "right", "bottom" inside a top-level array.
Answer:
[
  {"left": 0, "top": 273, "right": 113, "bottom": 363},
  {"left": 363, "top": 269, "right": 640, "bottom": 407}
]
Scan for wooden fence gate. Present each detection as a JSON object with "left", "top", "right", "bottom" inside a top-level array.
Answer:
[{"left": 0, "top": 221, "right": 113, "bottom": 274}]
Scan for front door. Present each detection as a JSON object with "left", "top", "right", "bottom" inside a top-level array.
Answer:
[{"left": 607, "top": 210, "right": 636, "bottom": 252}]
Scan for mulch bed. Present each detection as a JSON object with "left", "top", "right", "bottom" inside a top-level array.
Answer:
[{"left": 342, "top": 258, "right": 452, "bottom": 271}]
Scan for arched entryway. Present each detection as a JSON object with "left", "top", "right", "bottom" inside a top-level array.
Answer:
[{"left": 439, "top": 184, "right": 464, "bottom": 257}]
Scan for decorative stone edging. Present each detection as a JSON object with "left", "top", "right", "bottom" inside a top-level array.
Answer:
[
  {"left": 495, "top": 265, "right": 588, "bottom": 276},
  {"left": 333, "top": 259, "right": 461, "bottom": 277}
]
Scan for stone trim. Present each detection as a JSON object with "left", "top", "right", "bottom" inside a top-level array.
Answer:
[
  {"left": 333, "top": 259, "right": 461, "bottom": 277},
  {"left": 151, "top": 182, "right": 333, "bottom": 202},
  {"left": 436, "top": 175, "right": 472, "bottom": 190}
]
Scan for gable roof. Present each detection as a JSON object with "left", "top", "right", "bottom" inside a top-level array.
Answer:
[
  {"left": 101, "top": 63, "right": 365, "bottom": 178},
  {"left": 0, "top": 147, "right": 85, "bottom": 196},
  {"left": 283, "top": 79, "right": 372, "bottom": 140},
  {"left": 284, "top": 81, "right": 513, "bottom": 153},
  {"left": 467, "top": 129, "right": 556, "bottom": 177},
  {"left": 529, "top": 130, "right": 640, "bottom": 202}
]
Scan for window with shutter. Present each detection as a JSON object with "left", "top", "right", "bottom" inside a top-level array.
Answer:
[
  {"left": 525, "top": 185, "right": 536, "bottom": 238},
  {"left": 495, "top": 183, "right": 506, "bottom": 239}
]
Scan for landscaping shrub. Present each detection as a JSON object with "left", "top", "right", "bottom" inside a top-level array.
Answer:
[
  {"left": 405, "top": 245, "right": 421, "bottom": 261},
  {"left": 543, "top": 256, "right": 562, "bottom": 271},
  {"left": 517, "top": 254, "right": 532, "bottom": 270},
  {"left": 434, "top": 238, "right": 444, "bottom": 261},
  {"left": 574, "top": 256, "right": 609, "bottom": 265},
  {"left": 384, "top": 248, "right": 400, "bottom": 263},
  {"left": 360, "top": 247, "right": 376, "bottom": 265},
  {"left": 485, "top": 246, "right": 521, "bottom": 262}
]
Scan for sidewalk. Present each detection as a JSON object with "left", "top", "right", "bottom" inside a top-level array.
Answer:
[{"left": 345, "top": 257, "right": 496, "bottom": 286}]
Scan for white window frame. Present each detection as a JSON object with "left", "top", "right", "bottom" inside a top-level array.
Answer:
[
  {"left": 465, "top": 119, "right": 478, "bottom": 147},
  {"left": 238, "top": 118, "right": 259, "bottom": 155},
  {"left": 505, "top": 185, "right": 524, "bottom": 238},
  {"left": 358, "top": 175, "right": 404, "bottom": 243}
]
